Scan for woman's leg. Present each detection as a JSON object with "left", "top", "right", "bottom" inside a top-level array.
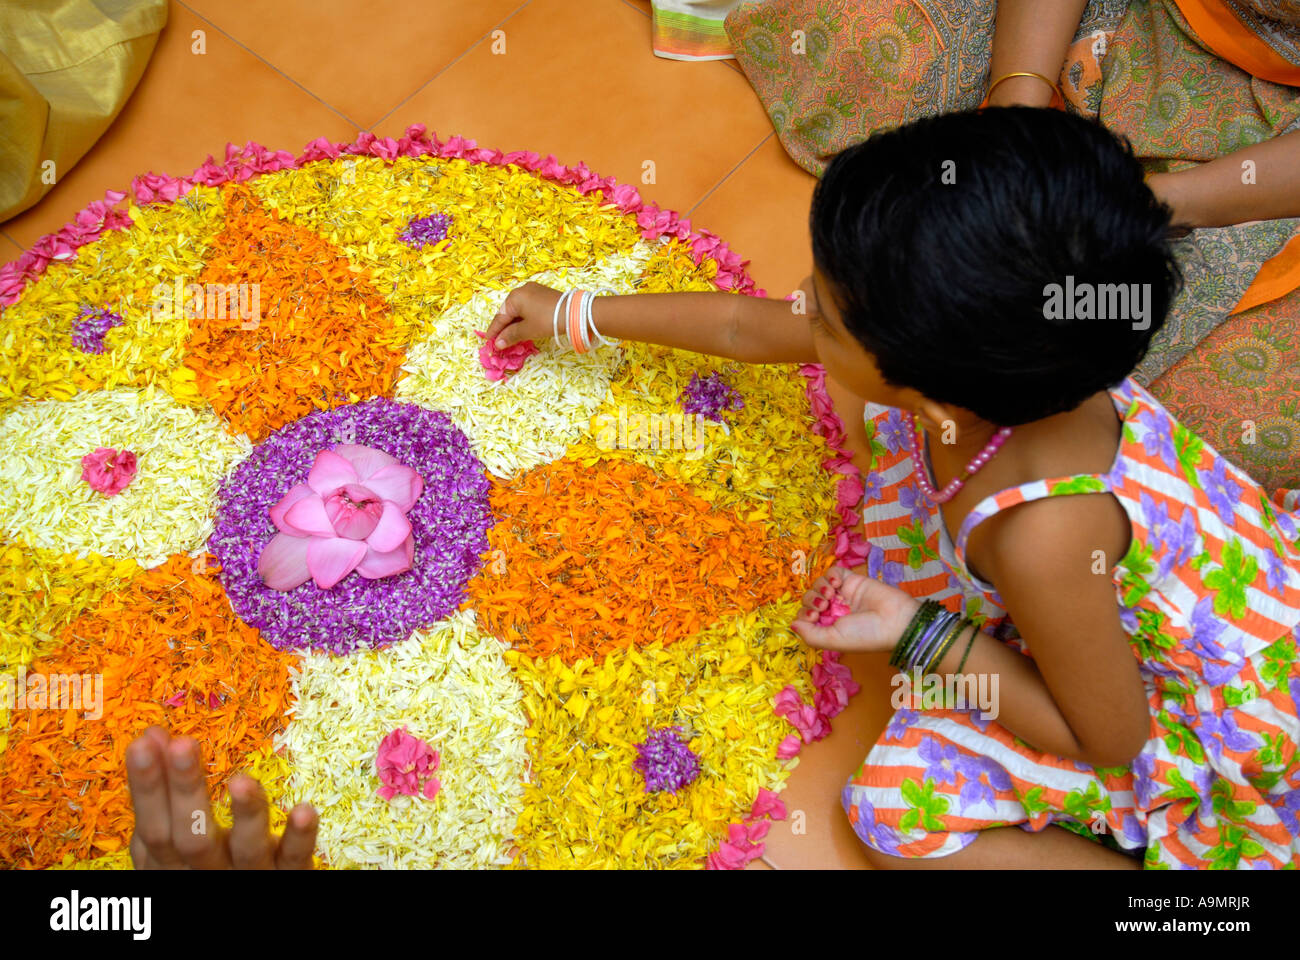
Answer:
[{"left": 861, "top": 823, "right": 1143, "bottom": 870}]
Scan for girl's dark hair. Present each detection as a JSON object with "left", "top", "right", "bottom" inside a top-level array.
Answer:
[{"left": 810, "top": 107, "right": 1182, "bottom": 426}]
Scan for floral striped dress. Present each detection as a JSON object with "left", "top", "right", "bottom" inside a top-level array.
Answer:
[{"left": 843, "top": 377, "right": 1300, "bottom": 868}]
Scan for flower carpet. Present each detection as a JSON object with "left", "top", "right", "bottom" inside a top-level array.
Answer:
[{"left": 0, "top": 127, "right": 867, "bottom": 869}]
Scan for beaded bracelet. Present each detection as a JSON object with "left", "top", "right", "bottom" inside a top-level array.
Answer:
[{"left": 890, "top": 600, "right": 942, "bottom": 668}]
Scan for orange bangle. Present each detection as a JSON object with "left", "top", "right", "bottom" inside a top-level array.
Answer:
[{"left": 568, "top": 288, "right": 586, "bottom": 354}]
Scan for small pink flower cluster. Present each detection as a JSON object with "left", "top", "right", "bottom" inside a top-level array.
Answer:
[
  {"left": 80, "top": 447, "right": 137, "bottom": 496},
  {"left": 375, "top": 726, "right": 441, "bottom": 802}
]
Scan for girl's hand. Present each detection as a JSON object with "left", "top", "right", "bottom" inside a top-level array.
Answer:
[
  {"left": 126, "top": 726, "right": 318, "bottom": 869},
  {"left": 791, "top": 567, "right": 921, "bottom": 654},
  {"left": 483, "top": 281, "right": 564, "bottom": 350}
]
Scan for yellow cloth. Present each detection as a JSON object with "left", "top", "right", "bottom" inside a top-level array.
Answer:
[{"left": 0, "top": 0, "right": 167, "bottom": 224}]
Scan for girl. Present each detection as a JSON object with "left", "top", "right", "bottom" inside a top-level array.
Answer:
[{"left": 484, "top": 106, "right": 1300, "bottom": 869}]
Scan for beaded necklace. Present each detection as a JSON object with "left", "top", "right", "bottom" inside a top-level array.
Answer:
[{"left": 908, "top": 412, "right": 1013, "bottom": 504}]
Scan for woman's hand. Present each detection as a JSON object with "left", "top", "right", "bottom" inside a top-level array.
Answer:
[
  {"left": 483, "top": 281, "right": 563, "bottom": 350},
  {"left": 126, "top": 726, "right": 318, "bottom": 869},
  {"left": 791, "top": 566, "right": 921, "bottom": 653}
]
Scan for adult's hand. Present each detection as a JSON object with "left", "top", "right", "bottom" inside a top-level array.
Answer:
[{"left": 126, "top": 725, "right": 318, "bottom": 869}]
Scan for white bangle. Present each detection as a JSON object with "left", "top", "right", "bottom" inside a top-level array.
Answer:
[
  {"left": 552, "top": 289, "right": 573, "bottom": 348},
  {"left": 580, "top": 291, "right": 595, "bottom": 352}
]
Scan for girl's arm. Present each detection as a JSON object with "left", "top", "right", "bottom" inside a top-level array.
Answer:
[
  {"left": 985, "top": 0, "right": 1090, "bottom": 107},
  {"left": 1150, "top": 130, "right": 1300, "bottom": 228},
  {"left": 944, "top": 492, "right": 1152, "bottom": 767},
  {"left": 796, "top": 490, "right": 1151, "bottom": 767},
  {"left": 486, "top": 283, "right": 819, "bottom": 365}
]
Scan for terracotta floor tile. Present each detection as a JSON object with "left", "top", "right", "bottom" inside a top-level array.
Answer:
[
  {"left": 762, "top": 652, "right": 898, "bottom": 870},
  {"left": 2, "top": 1, "right": 357, "bottom": 249},
  {"left": 0, "top": 230, "right": 22, "bottom": 258},
  {"left": 372, "top": 0, "right": 772, "bottom": 217},
  {"left": 180, "top": 0, "right": 528, "bottom": 129},
  {"left": 687, "top": 133, "right": 816, "bottom": 298}
]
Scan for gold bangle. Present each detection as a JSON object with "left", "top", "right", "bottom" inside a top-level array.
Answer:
[{"left": 986, "top": 70, "right": 1062, "bottom": 104}]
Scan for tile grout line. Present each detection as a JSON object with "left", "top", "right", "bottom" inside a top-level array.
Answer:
[
  {"left": 684, "top": 131, "right": 773, "bottom": 219},
  {"left": 368, "top": 0, "right": 534, "bottom": 133},
  {"left": 173, "top": 0, "right": 367, "bottom": 131},
  {"left": 619, "top": 0, "right": 651, "bottom": 17},
  {"left": 0, "top": 227, "right": 23, "bottom": 255}
]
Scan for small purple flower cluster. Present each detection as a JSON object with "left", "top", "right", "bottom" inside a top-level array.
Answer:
[
  {"left": 397, "top": 212, "right": 454, "bottom": 249},
  {"left": 633, "top": 726, "right": 701, "bottom": 794},
  {"left": 209, "top": 399, "right": 494, "bottom": 654},
  {"left": 71, "top": 305, "right": 124, "bottom": 354},
  {"left": 678, "top": 371, "right": 744, "bottom": 423}
]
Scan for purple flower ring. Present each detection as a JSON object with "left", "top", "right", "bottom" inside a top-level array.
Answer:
[{"left": 210, "top": 398, "right": 493, "bottom": 654}]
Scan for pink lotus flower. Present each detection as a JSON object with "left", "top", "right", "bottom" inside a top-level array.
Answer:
[
  {"left": 375, "top": 726, "right": 441, "bottom": 801},
  {"left": 80, "top": 447, "right": 137, "bottom": 496},
  {"left": 257, "top": 444, "right": 424, "bottom": 591}
]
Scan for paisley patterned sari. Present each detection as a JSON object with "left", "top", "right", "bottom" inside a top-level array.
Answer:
[{"left": 725, "top": 0, "right": 1300, "bottom": 491}]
